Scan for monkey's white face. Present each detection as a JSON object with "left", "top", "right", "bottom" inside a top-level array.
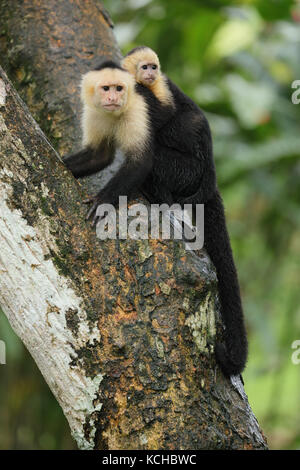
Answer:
[
  {"left": 137, "top": 61, "right": 159, "bottom": 86},
  {"left": 96, "top": 83, "right": 128, "bottom": 112},
  {"left": 81, "top": 69, "right": 134, "bottom": 115}
]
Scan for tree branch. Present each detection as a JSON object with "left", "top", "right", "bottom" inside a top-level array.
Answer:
[{"left": 0, "top": 0, "right": 268, "bottom": 450}]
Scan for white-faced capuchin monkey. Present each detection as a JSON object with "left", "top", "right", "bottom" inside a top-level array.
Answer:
[
  {"left": 63, "top": 59, "right": 177, "bottom": 223},
  {"left": 63, "top": 60, "right": 158, "bottom": 224},
  {"left": 122, "top": 47, "right": 248, "bottom": 378}
]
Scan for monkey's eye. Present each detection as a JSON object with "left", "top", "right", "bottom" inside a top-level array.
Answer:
[
  {"left": 142, "top": 65, "right": 148, "bottom": 70},
  {"left": 116, "top": 86, "right": 123, "bottom": 92},
  {"left": 102, "top": 86, "right": 109, "bottom": 91},
  {"left": 152, "top": 65, "right": 157, "bottom": 70}
]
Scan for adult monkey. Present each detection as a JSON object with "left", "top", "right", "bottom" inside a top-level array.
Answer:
[
  {"left": 63, "top": 59, "right": 174, "bottom": 222},
  {"left": 122, "top": 47, "right": 248, "bottom": 377}
]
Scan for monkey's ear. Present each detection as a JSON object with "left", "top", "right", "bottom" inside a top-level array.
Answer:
[
  {"left": 81, "top": 73, "right": 97, "bottom": 104},
  {"left": 84, "top": 84, "right": 95, "bottom": 97},
  {"left": 122, "top": 55, "right": 138, "bottom": 76}
]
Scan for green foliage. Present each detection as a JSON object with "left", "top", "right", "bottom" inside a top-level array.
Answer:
[{"left": 0, "top": 311, "right": 75, "bottom": 449}]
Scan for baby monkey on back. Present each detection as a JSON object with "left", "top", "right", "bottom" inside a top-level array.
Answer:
[{"left": 122, "top": 47, "right": 248, "bottom": 378}]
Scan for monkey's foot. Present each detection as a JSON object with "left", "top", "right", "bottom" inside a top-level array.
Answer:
[{"left": 83, "top": 196, "right": 102, "bottom": 226}]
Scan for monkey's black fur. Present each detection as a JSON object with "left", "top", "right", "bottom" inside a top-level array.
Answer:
[
  {"left": 126, "top": 46, "right": 149, "bottom": 57},
  {"left": 136, "top": 78, "right": 248, "bottom": 377},
  {"left": 93, "top": 59, "right": 123, "bottom": 71},
  {"left": 64, "top": 140, "right": 116, "bottom": 179}
]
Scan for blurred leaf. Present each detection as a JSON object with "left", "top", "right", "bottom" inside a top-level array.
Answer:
[
  {"left": 206, "top": 8, "right": 263, "bottom": 61},
  {"left": 216, "top": 136, "right": 300, "bottom": 183},
  {"left": 224, "top": 74, "right": 276, "bottom": 128},
  {"left": 255, "top": 0, "right": 294, "bottom": 21}
]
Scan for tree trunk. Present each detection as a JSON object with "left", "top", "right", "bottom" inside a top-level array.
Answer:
[
  {"left": 0, "top": 1, "right": 268, "bottom": 451},
  {"left": 0, "top": 0, "right": 123, "bottom": 193}
]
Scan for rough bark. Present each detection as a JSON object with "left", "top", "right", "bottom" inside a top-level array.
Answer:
[
  {"left": 0, "top": 0, "right": 123, "bottom": 193},
  {"left": 0, "top": 66, "right": 267, "bottom": 450},
  {"left": 0, "top": 0, "right": 268, "bottom": 450}
]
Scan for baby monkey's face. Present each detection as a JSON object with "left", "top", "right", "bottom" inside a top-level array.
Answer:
[{"left": 137, "top": 61, "right": 159, "bottom": 85}]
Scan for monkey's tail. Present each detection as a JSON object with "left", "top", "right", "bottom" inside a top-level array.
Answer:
[{"left": 201, "top": 189, "right": 248, "bottom": 377}]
